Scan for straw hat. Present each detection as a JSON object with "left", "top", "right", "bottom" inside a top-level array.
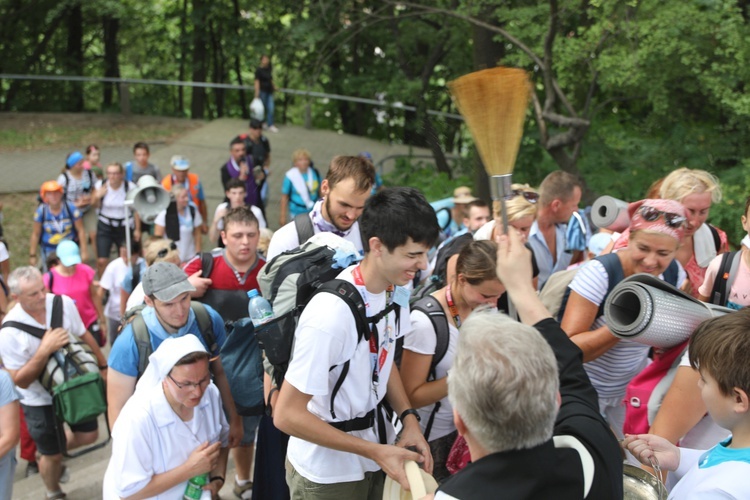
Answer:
[
  {"left": 452, "top": 186, "right": 477, "bottom": 205},
  {"left": 382, "top": 461, "right": 438, "bottom": 500}
]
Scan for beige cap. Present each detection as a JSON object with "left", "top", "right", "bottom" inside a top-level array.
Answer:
[
  {"left": 452, "top": 186, "right": 477, "bottom": 205},
  {"left": 382, "top": 461, "right": 438, "bottom": 500}
]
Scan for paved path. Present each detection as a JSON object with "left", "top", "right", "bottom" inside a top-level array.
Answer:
[{"left": 8, "top": 118, "right": 429, "bottom": 499}]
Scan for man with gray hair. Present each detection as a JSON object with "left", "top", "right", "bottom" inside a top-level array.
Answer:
[
  {"left": 0, "top": 266, "right": 108, "bottom": 499},
  {"left": 434, "top": 229, "right": 622, "bottom": 499}
]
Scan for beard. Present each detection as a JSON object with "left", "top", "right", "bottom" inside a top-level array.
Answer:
[{"left": 324, "top": 196, "right": 353, "bottom": 232}]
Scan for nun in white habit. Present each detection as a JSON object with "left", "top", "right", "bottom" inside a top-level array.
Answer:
[{"left": 103, "top": 335, "right": 229, "bottom": 499}]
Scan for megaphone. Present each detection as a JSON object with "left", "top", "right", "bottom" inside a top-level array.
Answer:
[{"left": 126, "top": 175, "right": 170, "bottom": 224}]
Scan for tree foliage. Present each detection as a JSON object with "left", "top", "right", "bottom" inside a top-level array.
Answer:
[{"left": 2, "top": 0, "right": 750, "bottom": 243}]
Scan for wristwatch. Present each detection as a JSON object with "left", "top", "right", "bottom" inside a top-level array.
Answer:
[{"left": 399, "top": 408, "right": 421, "bottom": 423}]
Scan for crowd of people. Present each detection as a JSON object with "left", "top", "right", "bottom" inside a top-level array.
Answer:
[{"left": 0, "top": 120, "right": 749, "bottom": 500}]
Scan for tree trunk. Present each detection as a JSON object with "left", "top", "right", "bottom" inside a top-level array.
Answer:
[
  {"left": 66, "top": 4, "right": 84, "bottom": 111},
  {"left": 231, "top": 0, "right": 248, "bottom": 118},
  {"left": 471, "top": 13, "right": 506, "bottom": 202},
  {"left": 102, "top": 16, "right": 120, "bottom": 109},
  {"left": 190, "top": 0, "right": 209, "bottom": 119},
  {"left": 178, "top": 0, "right": 189, "bottom": 114}
]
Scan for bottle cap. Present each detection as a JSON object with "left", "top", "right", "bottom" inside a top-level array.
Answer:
[{"left": 247, "top": 289, "right": 259, "bottom": 298}]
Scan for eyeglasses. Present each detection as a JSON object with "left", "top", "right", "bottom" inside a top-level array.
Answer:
[
  {"left": 157, "top": 242, "right": 178, "bottom": 258},
  {"left": 167, "top": 373, "right": 210, "bottom": 390},
  {"left": 511, "top": 190, "right": 540, "bottom": 204},
  {"left": 638, "top": 206, "right": 686, "bottom": 228}
]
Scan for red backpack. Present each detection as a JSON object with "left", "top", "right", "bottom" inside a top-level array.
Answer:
[{"left": 623, "top": 341, "right": 689, "bottom": 435}]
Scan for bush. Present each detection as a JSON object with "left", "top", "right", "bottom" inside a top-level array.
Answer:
[{"left": 383, "top": 156, "right": 473, "bottom": 202}]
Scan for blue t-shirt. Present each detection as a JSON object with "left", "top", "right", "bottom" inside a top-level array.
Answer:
[
  {"left": 108, "top": 304, "right": 226, "bottom": 377},
  {"left": 0, "top": 368, "right": 19, "bottom": 495},
  {"left": 33, "top": 202, "right": 81, "bottom": 251},
  {"left": 282, "top": 167, "right": 321, "bottom": 218}
]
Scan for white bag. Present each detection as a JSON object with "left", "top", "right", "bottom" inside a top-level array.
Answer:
[{"left": 250, "top": 97, "right": 265, "bottom": 121}]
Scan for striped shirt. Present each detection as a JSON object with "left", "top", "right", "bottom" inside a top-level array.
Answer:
[{"left": 569, "top": 259, "right": 686, "bottom": 400}]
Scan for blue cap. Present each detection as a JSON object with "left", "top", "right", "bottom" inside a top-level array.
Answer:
[
  {"left": 66, "top": 151, "right": 84, "bottom": 169},
  {"left": 247, "top": 289, "right": 259, "bottom": 298},
  {"left": 358, "top": 152, "right": 373, "bottom": 161},
  {"left": 56, "top": 240, "right": 81, "bottom": 267}
]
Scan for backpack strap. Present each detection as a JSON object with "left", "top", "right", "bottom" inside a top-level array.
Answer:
[
  {"left": 133, "top": 314, "right": 152, "bottom": 378},
  {"left": 314, "top": 279, "right": 399, "bottom": 424},
  {"left": 662, "top": 259, "right": 680, "bottom": 287},
  {"left": 47, "top": 271, "right": 54, "bottom": 293},
  {"left": 165, "top": 201, "right": 180, "bottom": 241},
  {"left": 708, "top": 224, "right": 721, "bottom": 253},
  {"left": 293, "top": 213, "right": 315, "bottom": 246},
  {"left": 710, "top": 250, "right": 741, "bottom": 306},
  {"left": 200, "top": 252, "right": 214, "bottom": 279},
  {"left": 1, "top": 321, "right": 46, "bottom": 339},
  {"left": 51, "top": 295, "right": 63, "bottom": 329},
  {"left": 411, "top": 294, "right": 450, "bottom": 441},
  {"left": 131, "top": 261, "right": 141, "bottom": 290},
  {"left": 191, "top": 301, "right": 218, "bottom": 355}
]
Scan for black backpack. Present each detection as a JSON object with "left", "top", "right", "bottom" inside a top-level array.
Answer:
[
  {"left": 432, "top": 233, "right": 473, "bottom": 283},
  {"left": 257, "top": 237, "right": 400, "bottom": 432},
  {"left": 708, "top": 250, "right": 742, "bottom": 307},
  {"left": 404, "top": 294, "right": 450, "bottom": 441},
  {"left": 192, "top": 251, "right": 253, "bottom": 322}
]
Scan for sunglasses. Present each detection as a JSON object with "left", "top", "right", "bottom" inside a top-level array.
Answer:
[
  {"left": 511, "top": 190, "right": 540, "bottom": 204},
  {"left": 157, "top": 242, "right": 178, "bottom": 258},
  {"left": 638, "top": 206, "right": 686, "bottom": 228},
  {"left": 167, "top": 373, "right": 210, "bottom": 390}
]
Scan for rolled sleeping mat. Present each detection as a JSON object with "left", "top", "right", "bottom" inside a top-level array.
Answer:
[
  {"left": 604, "top": 273, "right": 733, "bottom": 349},
  {"left": 591, "top": 196, "right": 630, "bottom": 233}
]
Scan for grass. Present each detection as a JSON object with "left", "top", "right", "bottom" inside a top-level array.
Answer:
[
  {"left": 0, "top": 112, "right": 204, "bottom": 152},
  {"left": 1, "top": 192, "right": 40, "bottom": 270}
]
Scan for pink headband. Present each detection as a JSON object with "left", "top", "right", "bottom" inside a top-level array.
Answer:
[{"left": 628, "top": 198, "right": 686, "bottom": 242}]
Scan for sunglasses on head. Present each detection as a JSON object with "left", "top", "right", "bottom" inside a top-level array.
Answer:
[
  {"left": 157, "top": 242, "right": 178, "bottom": 258},
  {"left": 511, "top": 190, "right": 540, "bottom": 203},
  {"left": 638, "top": 206, "right": 686, "bottom": 228}
]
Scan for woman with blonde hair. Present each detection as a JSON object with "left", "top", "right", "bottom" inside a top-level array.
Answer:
[
  {"left": 561, "top": 199, "right": 688, "bottom": 435},
  {"left": 473, "top": 184, "right": 539, "bottom": 242},
  {"left": 401, "top": 240, "right": 506, "bottom": 481},
  {"left": 610, "top": 168, "right": 727, "bottom": 296},
  {"left": 279, "top": 148, "right": 321, "bottom": 226}
]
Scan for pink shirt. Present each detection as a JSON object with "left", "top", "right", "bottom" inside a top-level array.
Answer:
[{"left": 43, "top": 264, "right": 98, "bottom": 327}]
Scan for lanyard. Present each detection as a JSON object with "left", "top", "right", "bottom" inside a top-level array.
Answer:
[
  {"left": 445, "top": 284, "right": 462, "bottom": 328},
  {"left": 352, "top": 265, "right": 392, "bottom": 387}
]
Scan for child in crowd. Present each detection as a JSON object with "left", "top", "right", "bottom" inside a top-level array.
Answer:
[
  {"left": 624, "top": 310, "right": 750, "bottom": 498},
  {"left": 279, "top": 149, "right": 320, "bottom": 226},
  {"left": 124, "top": 142, "right": 161, "bottom": 235},
  {"left": 210, "top": 178, "right": 267, "bottom": 248},
  {"left": 83, "top": 144, "right": 103, "bottom": 180},
  {"left": 698, "top": 196, "right": 750, "bottom": 309}
]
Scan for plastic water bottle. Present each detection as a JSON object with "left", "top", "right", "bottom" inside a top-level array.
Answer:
[
  {"left": 247, "top": 289, "right": 274, "bottom": 327},
  {"left": 183, "top": 473, "right": 210, "bottom": 499}
]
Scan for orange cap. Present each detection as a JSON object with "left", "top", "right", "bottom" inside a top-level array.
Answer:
[{"left": 40, "top": 180, "right": 63, "bottom": 199}]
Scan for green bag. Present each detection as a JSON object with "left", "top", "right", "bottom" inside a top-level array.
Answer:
[{"left": 52, "top": 372, "right": 106, "bottom": 425}]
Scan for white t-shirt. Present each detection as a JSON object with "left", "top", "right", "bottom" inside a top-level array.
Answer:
[
  {"left": 213, "top": 202, "right": 267, "bottom": 231},
  {"left": 0, "top": 294, "right": 86, "bottom": 406},
  {"left": 100, "top": 258, "right": 136, "bottom": 320},
  {"left": 0, "top": 242, "right": 8, "bottom": 263},
  {"left": 284, "top": 265, "right": 411, "bottom": 484},
  {"left": 568, "top": 259, "right": 687, "bottom": 401},
  {"left": 266, "top": 215, "right": 363, "bottom": 261},
  {"left": 154, "top": 206, "right": 203, "bottom": 263},
  {"left": 102, "top": 382, "right": 229, "bottom": 499},
  {"left": 95, "top": 180, "right": 137, "bottom": 220},
  {"left": 669, "top": 445, "right": 750, "bottom": 499},
  {"left": 403, "top": 308, "right": 458, "bottom": 441}
]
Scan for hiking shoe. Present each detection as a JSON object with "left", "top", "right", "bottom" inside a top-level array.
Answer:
[
  {"left": 25, "top": 461, "right": 39, "bottom": 477},
  {"left": 59, "top": 465, "right": 69, "bottom": 484},
  {"left": 233, "top": 479, "right": 253, "bottom": 499}
]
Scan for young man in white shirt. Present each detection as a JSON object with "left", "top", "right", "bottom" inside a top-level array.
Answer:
[
  {"left": 274, "top": 187, "right": 440, "bottom": 499},
  {"left": 0, "top": 267, "right": 107, "bottom": 499},
  {"left": 266, "top": 155, "right": 375, "bottom": 260}
]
